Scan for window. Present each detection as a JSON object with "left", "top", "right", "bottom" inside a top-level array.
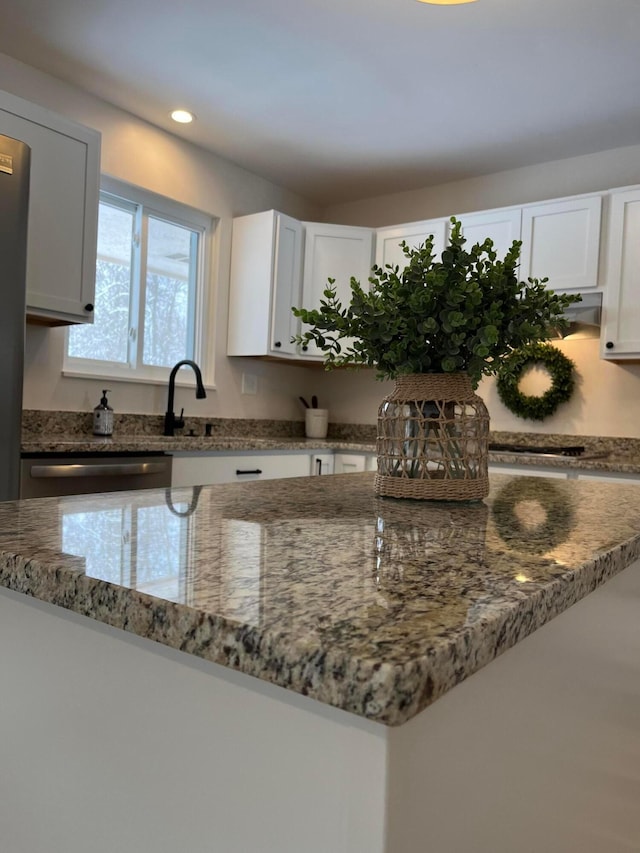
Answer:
[{"left": 65, "top": 177, "right": 213, "bottom": 384}]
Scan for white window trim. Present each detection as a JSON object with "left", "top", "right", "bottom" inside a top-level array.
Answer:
[{"left": 63, "top": 175, "right": 217, "bottom": 389}]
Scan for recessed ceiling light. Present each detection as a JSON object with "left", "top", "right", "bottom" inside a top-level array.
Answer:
[
  {"left": 416, "top": 0, "right": 477, "bottom": 4},
  {"left": 170, "top": 109, "right": 195, "bottom": 124}
]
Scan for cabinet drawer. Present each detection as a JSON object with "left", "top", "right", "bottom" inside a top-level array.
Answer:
[{"left": 172, "top": 452, "right": 311, "bottom": 487}]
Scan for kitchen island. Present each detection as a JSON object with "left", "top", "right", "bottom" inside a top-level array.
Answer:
[{"left": 2, "top": 472, "right": 640, "bottom": 852}]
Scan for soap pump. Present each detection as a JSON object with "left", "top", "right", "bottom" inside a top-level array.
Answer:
[{"left": 93, "top": 389, "right": 114, "bottom": 436}]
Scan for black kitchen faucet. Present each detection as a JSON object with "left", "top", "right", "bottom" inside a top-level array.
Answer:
[{"left": 164, "top": 360, "right": 206, "bottom": 436}]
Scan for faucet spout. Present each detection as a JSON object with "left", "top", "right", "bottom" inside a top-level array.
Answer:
[{"left": 164, "top": 360, "right": 207, "bottom": 436}]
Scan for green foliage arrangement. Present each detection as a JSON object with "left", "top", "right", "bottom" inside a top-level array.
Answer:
[
  {"left": 292, "top": 217, "right": 581, "bottom": 386},
  {"left": 495, "top": 342, "right": 576, "bottom": 421}
]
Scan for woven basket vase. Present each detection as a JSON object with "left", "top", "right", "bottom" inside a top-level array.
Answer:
[{"left": 375, "top": 373, "right": 490, "bottom": 502}]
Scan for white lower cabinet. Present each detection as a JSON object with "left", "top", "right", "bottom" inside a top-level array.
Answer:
[
  {"left": 490, "top": 463, "right": 640, "bottom": 484},
  {"left": 311, "top": 453, "right": 335, "bottom": 476},
  {"left": 173, "top": 455, "right": 639, "bottom": 488},
  {"left": 334, "top": 452, "right": 377, "bottom": 474},
  {"left": 172, "top": 450, "right": 382, "bottom": 486},
  {"left": 488, "top": 463, "right": 568, "bottom": 479},
  {"left": 576, "top": 471, "right": 640, "bottom": 485},
  {"left": 171, "top": 452, "right": 313, "bottom": 487}
]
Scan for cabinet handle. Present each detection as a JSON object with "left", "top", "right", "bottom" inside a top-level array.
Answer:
[
  {"left": 302, "top": 344, "right": 308, "bottom": 352},
  {"left": 235, "top": 468, "right": 263, "bottom": 475},
  {"left": 606, "top": 341, "right": 614, "bottom": 349},
  {"left": 274, "top": 341, "right": 282, "bottom": 348},
  {"left": 316, "top": 458, "right": 322, "bottom": 475},
  {"left": 84, "top": 303, "right": 94, "bottom": 312}
]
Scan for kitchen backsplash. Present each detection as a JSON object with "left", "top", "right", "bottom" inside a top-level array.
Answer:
[{"left": 21, "top": 409, "right": 376, "bottom": 442}]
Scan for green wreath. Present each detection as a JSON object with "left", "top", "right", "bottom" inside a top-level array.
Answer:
[{"left": 496, "top": 342, "right": 576, "bottom": 421}]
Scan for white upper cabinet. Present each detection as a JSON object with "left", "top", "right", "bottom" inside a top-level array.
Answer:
[
  {"left": 375, "top": 218, "right": 447, "bottom": 271},
  {"left": 519, "top": 194, "right": 603, "bottom": 293},
  {"left": 454, "top": 207, "right": 521, "bottom": 260},
  {"left": 300, "top": 222, "right": 374, "bottom": 359},
  {"left": 601, "top": 186, "right": 640, "bottom": 361},
  {"left": 227, "top": 215, "right": 373, "bottom": 361},
  {"left": 0, "top": 89, "right": 100, "bottom": 325},
  {"left": 227, "top": 210, "right": 303, "bottom": 358},
  {"left": 227, "top": 188, "right": 625, "bottom": 365}
]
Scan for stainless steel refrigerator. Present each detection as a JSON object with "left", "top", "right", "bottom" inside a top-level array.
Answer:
[{"left": 0, "top": 134, "right": 30, "bottom": 501}]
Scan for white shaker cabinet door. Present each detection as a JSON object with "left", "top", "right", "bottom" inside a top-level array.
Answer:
[
  {"left": 311, "top": 453, "right": 335, "bottom": 476},
  {"left": 227, "top": 210, "right": 303, "bottom": 358},
  {"left": 334, "top": 453, "right": 367, "bottom": 474},
  {"left": 0, "top": 89, "right": 100, "bottom": 325},
  {"left": 519, "top": 194, "right": 602, "bottom": 292},
  {"left": 301, "top": 222, "right": 374, "bottom": 359},
  {"left": 455, "top": 207, "right": 521, "bottom": 260},
  {"left": 270, "top": 213, "right": 304, "bottom": 356},
  {"left": 375, "top": 218, "right": 447, "bottom": 272},
  {"left": 601, "top": 186, "right": 640, "bottom": 361},
  {"left": 333, "top": 452, "right": 377, "bottom": 474}
]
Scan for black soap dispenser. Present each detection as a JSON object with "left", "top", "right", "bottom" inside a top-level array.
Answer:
[{"left": 93, "top": 389, "right": 114, "bottom": 436}]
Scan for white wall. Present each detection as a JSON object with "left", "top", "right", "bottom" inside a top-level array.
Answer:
[
  {"left": 316, "top": 151, "right": 640, "bottom": 437},
  {"left": 1, "top": 52, "right": 321, "bottom": 421},
  {"left": 307, "top": 336, "right": 640, "bottom": 438},
  {"left": 321, "top": 145, "right": 640, "bottom": 228}
]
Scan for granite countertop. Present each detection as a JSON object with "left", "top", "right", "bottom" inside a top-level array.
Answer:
[
  {"left": 20, "top": 432, "right": 640, "bottom": 475},
  {"left": 2, "top": 472, "right": 640, "bottom": 726},
  {"left": 20, "top": 434, "right": 377, "bottom": 454},
  {"left": 487, "top": 448, "right": 640, "bottom": 475}
]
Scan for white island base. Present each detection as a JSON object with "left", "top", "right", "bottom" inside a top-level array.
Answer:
[{"left": 2, "top": 560, "right": 640, "bottom": 853}]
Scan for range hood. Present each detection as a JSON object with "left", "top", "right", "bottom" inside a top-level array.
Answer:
[{"left": 554, "top": 291, "right": 602, "bottom": 337}]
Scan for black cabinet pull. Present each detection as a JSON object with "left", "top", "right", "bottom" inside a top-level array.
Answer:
[
  {"left": 316, "top": 458, "right": 322, "bottom": 475},
  {"left": 302, "top": 344, "right": 308, "bottom": 352},
  {"left": 274, "top": 341, "right": 282, "bottom": 348},
  {"left": 84, "top": 303, "right": 94, "bottom": 312},
  {"left": 606, "top": 341, "right": 614, "bottom": 349},
  {"left": 235, "top": 468, "right": 263, "bottom": 476}
]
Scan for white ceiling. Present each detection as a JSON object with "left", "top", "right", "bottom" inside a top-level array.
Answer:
[{"left": 1, "top": 0, "right": 639, "bottom": 205}]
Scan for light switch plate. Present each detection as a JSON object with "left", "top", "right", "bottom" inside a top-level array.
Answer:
[{"left": 242, "top": 373, "right": 258, "bottom": 395}]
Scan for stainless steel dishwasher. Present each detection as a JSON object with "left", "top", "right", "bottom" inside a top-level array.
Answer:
[{"left": 20, "top": 453, "right": 173, "bottom": 498}]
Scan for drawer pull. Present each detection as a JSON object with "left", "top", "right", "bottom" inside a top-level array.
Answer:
[{"left": 235, "top": 468, "right": 263, "bottom": 476}]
